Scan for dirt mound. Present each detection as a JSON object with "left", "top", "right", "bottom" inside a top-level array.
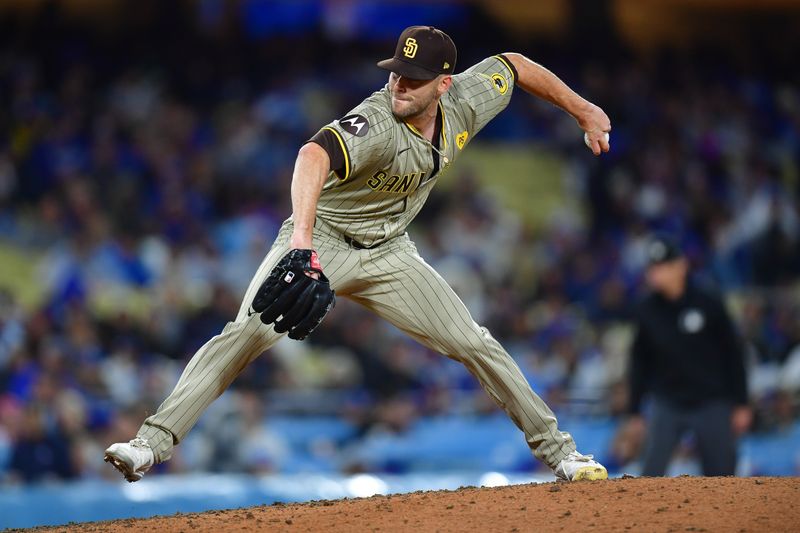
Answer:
[{"left": 21, "top": 476, "right": 799, "bottom": 532}]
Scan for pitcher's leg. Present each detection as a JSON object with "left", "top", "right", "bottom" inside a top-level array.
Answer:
[
  {"left": 138, "top": 226, "right": 296, "bottom": 462},
  {"left": 138, "top": 316, "right": 283, "bottom": 462},
  {"left": 352, "top": 243, "right": 575, "bottom": 469},
  {"left": 137, "top": 222, "right": 362, "bottom": 463}
]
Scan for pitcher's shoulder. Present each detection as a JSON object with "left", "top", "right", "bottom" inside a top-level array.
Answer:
[
  {"left": 451, "top": 55, "right": 517, "bottom": 96},
  {"left": 334, "top": 88, "right": 396, "bottom": 140}
]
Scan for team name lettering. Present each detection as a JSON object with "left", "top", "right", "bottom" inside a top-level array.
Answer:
[{"left": 367, "top": 170, "right": 425, "bottom": 194}]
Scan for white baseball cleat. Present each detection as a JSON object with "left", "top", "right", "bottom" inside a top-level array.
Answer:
[
  {"left": 104, "top": 437, "right": 154, "bottom": 482},
  {"left": 554, "top": 451, "right": 608, "bottom": 481}
]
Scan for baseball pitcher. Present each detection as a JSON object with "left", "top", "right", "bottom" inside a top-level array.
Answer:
[{"left": 105, "top": 26, "right": 612, "bottom": 483}]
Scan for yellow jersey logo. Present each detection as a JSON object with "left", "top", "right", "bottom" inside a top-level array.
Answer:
[
  {"left": 456, "top": 130, "right": 469, "bottom": 150},
  {"left": 491, "top": 73, "right": 508, "bottom": 95},
  {"left": 403, "top": 38, "right": 418, "bottom": 58}
]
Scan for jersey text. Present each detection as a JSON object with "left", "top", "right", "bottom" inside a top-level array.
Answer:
[{"left": 367, "top": 170, "right": 426, "bottom": 194}]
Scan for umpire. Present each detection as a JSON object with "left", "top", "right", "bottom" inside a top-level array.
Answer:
[{"left": 626, "top": 235, "right": 751, "bottom": 476}]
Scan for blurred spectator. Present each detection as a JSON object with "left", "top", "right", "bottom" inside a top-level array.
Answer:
[{"left": 7, "top": 402, "right": 76, "bottom": 483}]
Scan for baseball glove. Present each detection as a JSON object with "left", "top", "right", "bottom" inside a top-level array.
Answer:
[{"left": 251, "top": 249, "right": 336, "bottom": 340}]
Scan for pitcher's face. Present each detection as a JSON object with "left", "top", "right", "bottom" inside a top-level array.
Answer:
[{"left": 388, "top": 73, "right": 446, "bottom": 118}]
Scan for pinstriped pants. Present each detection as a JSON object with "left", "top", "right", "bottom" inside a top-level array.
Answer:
[{"left": 138, "top": 219, "right": 576, "bottom": 469}]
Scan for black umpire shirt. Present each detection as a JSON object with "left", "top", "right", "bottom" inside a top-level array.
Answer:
[{"left": 628, "top": 280, "right": 748, "bottom": 414}]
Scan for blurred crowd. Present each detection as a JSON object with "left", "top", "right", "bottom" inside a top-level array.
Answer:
[{"left": 1, "top": 3, "right": 799, "bottom": 484}]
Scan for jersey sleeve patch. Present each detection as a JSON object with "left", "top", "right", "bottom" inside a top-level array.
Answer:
[
  {"left": 338, "top": 114, "right": 370, "bottom": 137},
  {"left": 490, "top": 73, "right": 509, "bottom": 95}
]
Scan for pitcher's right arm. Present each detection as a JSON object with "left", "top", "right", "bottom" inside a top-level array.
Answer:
[{"left": 289, "top": 142, "right": 330, "bottom": 250}]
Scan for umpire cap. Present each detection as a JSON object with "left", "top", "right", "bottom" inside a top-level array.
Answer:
[
  {"left": 377, "top": 26, "right": 457, "bottom": 80},
  {"left": 646, "top": 234, "right": 684, "bottom": 266}
]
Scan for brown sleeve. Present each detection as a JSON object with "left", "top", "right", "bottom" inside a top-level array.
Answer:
[
  {"left": 498, "top": 54, "right": 519, "bottom": 84},
  {"left": 307, "top": 129, "right": 346, "bottom": 176}
]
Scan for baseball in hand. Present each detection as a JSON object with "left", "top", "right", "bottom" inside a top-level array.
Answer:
[{"left": 584, "top": 132, "right": 609, "bottom": 149}]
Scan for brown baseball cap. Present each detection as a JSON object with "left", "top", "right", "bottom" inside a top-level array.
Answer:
[{"left": 377, "top": 26, "right": 457, "bottom": 80}]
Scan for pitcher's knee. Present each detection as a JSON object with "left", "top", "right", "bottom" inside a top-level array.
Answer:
[
  {"left": 215, "top": 316, "right": 281, "bottom": 358},
  {"left": 443, "top": 324, "right": 494, "bottom": 363}
]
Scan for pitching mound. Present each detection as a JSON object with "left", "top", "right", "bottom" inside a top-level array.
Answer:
[{"left": 21, "top": 476, "right": 799, "bottom": 532}]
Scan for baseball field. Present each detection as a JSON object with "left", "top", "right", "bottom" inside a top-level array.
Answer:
[
  {"left": 3, "top": 3, "right": 800, "bottom": 533},
  {"left": 15, "top": 477, "right": 799, "bottom": 532}
]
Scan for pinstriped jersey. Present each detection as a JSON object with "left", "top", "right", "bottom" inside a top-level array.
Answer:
[{"left": 313, "top": 55, "right": 516, "bottom": 247}]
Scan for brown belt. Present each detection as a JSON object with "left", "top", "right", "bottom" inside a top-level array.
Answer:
[{"left": 343, "top": 235, "right": 384, "bottom": 250}]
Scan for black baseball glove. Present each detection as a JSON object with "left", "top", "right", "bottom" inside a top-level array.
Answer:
[{"left": 251, "top": 249, "right": 335, "bottom": 340}]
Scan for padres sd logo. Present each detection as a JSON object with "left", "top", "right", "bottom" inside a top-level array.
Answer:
[
  {"left": 403, "top": 37, "right": 418, "bottom": 58},
  {"left": 491, "top": 73, "right": 508, "bottom": 95},
  {"left": 456, "top": 130, "right": 469, "bottom": 150}
]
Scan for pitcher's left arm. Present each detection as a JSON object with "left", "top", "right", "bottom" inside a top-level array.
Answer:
[{"left": 504, "top": 53, "right": 611, "bottom": 156}]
